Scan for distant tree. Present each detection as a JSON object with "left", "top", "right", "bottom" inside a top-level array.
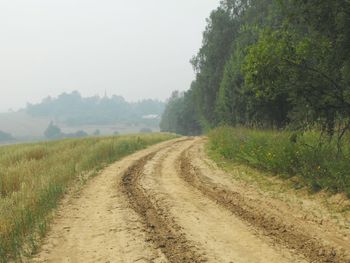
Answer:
[
  {"left": 93, "top": 129, "right": 101, "bottom": 136},
  {"left": 44, "top": 122, "right": 63, "bottom": 139},
  {"left": 160, "top": 91, "right": 183, "bottom": 134},
  {"left": 113, "top": 131, "right": 119, "bottom": 135},
  {"left": 160, "top": 89, "right": 201, "bottom": 135},
  {"left": 0, "top": 130, "right": 14, "bottom": 142},
  {"left": 72, "top": 130, "right": 88, "bottom": 138},
  {"left": 64, "top": 130, "right": 88, "bottom": 138}
]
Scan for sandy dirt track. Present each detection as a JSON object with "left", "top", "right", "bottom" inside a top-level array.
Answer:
[{"left": 32, "top": 138, "right": 350, "bottom": 263}]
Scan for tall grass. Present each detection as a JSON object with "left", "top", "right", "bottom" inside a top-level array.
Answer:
[
  {"left": 208, "top": 127, "right": 350, "bottom": 197},
  {"left": 0, "top": 133, "right": 176, "bottom": 262}
]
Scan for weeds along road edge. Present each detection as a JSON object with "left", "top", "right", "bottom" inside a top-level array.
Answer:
[
  {"left": 178, "top": 144, "right": 350, "bottom": 263},
  {"left": 120, "top": 138, "right": 206, "bottom": 263}
]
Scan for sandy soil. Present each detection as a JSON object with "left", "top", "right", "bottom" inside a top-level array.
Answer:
[{"left": 31, "top": 138, "right": 350, "bottom": 263}]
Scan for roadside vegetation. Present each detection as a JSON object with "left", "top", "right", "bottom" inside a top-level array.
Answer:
[
  {"left": 208, "top": 127, "right": 350, "bottom": 197},
  {"left": 0, "top": 133, "right": 176, "bottom": 262}
]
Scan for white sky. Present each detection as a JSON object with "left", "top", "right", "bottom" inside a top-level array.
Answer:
[{"left": 0, "top": 0, "right": 220, "bottom": 112}]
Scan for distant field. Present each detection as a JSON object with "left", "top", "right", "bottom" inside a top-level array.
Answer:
[
  {"left": 0, "top": 133, "right": 177, "bottom": 262},
  {"left": 0, "top": 111, "right": 50, "bottom": 138},
  {"left": 0, "top": 111, "right": 159, "bottom": 142}
]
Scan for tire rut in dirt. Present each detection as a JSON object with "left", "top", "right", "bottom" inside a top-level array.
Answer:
[
  {"left": 121, "top": 151, "right": 206, "bottom": 263},
  {"left": 178, "top": 147, "right": 349, "bottom": 263}
]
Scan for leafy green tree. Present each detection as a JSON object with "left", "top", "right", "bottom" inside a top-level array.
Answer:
[
  {"left": 160, "top": 91, "right": 184, "bottom": 134},
  {"left": 70, "top": 130, "right": 88, "bottom": 138},
  {"left": 44, "top": 122, "right": 63, "bottom": 139},
  {"left": 162, "top": 0, "right": 350, "bottom": 140},
  {"left": 177, "top": 86, "right": 202, "bottom": 135},
  {"left": 190, "top": 1, "right": 240, "bottom": 126},
  {"left": 243, "top": 0, "right": 350, "bottom": 134},
  {"left": 93, "top": 129, "right": 101, "bottom": 136}
]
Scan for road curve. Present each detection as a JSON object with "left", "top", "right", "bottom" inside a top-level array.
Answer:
[{"left": 32, "top": 138, "right": 350, "bottom": 263}]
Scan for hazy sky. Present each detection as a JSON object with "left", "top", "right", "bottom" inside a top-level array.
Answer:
[{"left": 0, "top": 0, "right": 220, "bottom": 112}]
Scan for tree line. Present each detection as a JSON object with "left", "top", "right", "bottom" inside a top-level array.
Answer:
[
  {"left": 27, "top": 91, "right": 164, "bottom": 127},
  {"left": 160, "top": 0, "right": 350, "bottom": 140}
]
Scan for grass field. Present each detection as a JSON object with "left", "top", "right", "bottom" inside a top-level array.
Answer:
[
  {"left": 0, "top": 133, "right": 177, "bottom": 262},
  {"left": 208, "top": 127, "right": 350, "bottom": 198}
]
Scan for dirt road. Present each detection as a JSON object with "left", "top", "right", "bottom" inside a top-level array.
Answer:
[{"left": 32, "top": 138, "right": 350, "bottom": 263}]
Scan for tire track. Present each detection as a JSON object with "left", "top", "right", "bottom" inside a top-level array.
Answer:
[
  {"left": 31, "top": 139, "right": 182, "bottom": 263},
  {"left": 140, "top": 139, "right": 303, "bottom": 263},
  {"left": 32, "top": 138, "right": 349, "bottom": 262},
  {"left": 121, "top": 144, "right": 206, "bottom": 263},
  {"left": 178, "top": 144, "right": 350, "bottom": 263}
]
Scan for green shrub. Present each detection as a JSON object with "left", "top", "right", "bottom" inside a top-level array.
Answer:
[{"left": 209, "top": 127, "right": 350, "bottom": 197}]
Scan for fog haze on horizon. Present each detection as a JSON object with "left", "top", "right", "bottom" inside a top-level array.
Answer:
[{"left": 0, "top": 0, "right": 220, "bottom": 112}]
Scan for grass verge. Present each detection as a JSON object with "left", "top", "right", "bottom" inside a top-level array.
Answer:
[
  {"left": 0, "top": 133, "right": 177, "bottom": 262},
  {"left": 208, "top": 127, "right": 350, "bottom": 197}
]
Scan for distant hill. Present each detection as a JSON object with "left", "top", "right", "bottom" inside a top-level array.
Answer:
[
  {"left": 26, "top": 91, "right": 164, "bottom": 127},
  {"left": 0, "top": 91, "right": 165, "bottom": 142}
]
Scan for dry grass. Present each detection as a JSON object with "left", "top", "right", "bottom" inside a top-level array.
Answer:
[{"left": 0, "top": 133, "right": 177, "bottom": 262}]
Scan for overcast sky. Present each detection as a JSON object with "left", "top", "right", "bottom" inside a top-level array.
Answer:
[{"left": 0, "top": 0, "right": 220, "bottom": 112}]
